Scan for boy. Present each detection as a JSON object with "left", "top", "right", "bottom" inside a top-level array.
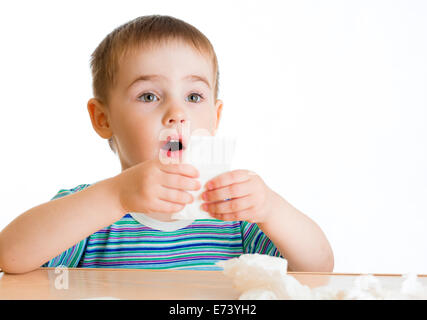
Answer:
[{"left": 0, "top": 15, "right": 333, "bottom": 274}]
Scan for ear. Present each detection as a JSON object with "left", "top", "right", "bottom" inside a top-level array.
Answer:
[
  {"left": 213, "top": 99, "right": 224, "bottom": 135},
  {"left": 87, "top": 98, "right": 113, "bottom": 139}
]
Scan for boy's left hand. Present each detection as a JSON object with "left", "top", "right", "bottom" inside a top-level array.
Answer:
[{"left": 201, "top": 169, "right": 274, "bottom": 223}]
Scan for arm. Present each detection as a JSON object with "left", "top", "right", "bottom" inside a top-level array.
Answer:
[
  {"left": 0, "top": 177, "right": 125, "bottom": 274},
  {"left": 201, "top": 169, "right": 334, "bottom": 272},
  {"left": 257, "top": 190, "right": 334, "bottom": 272}
]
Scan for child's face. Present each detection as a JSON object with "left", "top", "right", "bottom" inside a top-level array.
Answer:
[{"left": 90, "top": 40, "right": 223, "bottom": 171}]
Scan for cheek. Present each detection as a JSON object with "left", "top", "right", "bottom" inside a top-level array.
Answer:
[
  {"left": 190, "top": 106, "right": 217, "bottom": 134},
  {"left": 116, "top": 114, "right": 157, "bottom": 146}
]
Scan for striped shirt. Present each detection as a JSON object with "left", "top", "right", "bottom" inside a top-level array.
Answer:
[{"left": 42, "top": 184, "right": 282, "bottom": 270}]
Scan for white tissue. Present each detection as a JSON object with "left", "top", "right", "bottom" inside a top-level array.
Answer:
[
  {"left": 239, "top": 289, "right": 278, "bottom": 300},
  {"left": 344, "top": 274, "right": 386, "bottom": 300},
  {"left": 400, "top": 273, "right": 427, "bottom": 297},
  {"left": 217, "top": 254, "right": 427, "bottom": 300},
  {"left": 171, "top": 135, "right": 236, "bottom": 220},
  {"left": 217, "top": 253, "right": 312, "bottom": 300}
]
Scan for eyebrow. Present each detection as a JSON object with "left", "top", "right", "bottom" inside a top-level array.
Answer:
[{"left": 127, "top": 74, "right": 211, "bottom": 90}]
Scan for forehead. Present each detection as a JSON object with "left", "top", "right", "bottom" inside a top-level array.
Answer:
[{"left": 116, "top": 40, "right": 214, "bottom": 88}]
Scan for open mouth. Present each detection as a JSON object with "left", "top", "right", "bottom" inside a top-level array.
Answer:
[
  {"left": 161, "top": 140, "right": 185, "bottom": 152},
  {"left": 160, "top": 135, "right": 187, "bottom": 158}
]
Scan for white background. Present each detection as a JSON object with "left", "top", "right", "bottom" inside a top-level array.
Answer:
[{"left": 0, "top": 0, "right": 426, "bottom": 274}]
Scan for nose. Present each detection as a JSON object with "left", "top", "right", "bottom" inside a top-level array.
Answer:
[{"left": 163, "top": 106, "right": 187, "bottom": 127}]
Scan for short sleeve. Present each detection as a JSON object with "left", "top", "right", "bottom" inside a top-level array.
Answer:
[
  {"left": 41, "top": 184, "right": 91, "bottom": 268},
  {"left": 240, "top": 221, "right": 282, "bottom": 257}
]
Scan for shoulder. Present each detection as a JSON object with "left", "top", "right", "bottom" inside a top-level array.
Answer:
[
  {"left": 50, "top": 183, "right": 92, "bottom": 200},
  {"left": 59, "top": 183, "right": 92, "bottom": 193}
]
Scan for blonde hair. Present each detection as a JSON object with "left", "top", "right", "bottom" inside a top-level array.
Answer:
[{"left": 89, "top": 15, "right": 220, "bottom": 153}]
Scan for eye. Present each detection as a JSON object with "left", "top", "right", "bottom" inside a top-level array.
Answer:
[
  {"left": 186, "top": 93, "right": 204, "bottom": 103},
  {"left": 137, "top": 92, "right": 158, "bottom": 103}
]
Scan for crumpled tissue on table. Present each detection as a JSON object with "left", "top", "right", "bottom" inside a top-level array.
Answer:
[{"left": 217, "top": 254, "right": 427, "bottom": 300}]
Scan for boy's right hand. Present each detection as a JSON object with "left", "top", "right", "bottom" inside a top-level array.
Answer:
[{"left": 114, "top": 159, "right": 201, "bottom": 216}]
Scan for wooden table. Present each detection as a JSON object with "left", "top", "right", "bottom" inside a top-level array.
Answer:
[{"left": 0, "top": 268, "right": 426, "bottom": 300}]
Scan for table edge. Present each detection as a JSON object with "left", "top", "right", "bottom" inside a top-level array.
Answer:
[{"left": 36, "top": 267, "right": 427, "bottom": 277}]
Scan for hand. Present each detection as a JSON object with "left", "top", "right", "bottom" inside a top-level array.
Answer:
[
  {"left": 114, "top": 159, "right": 201, "bottom": 215},
  {"left": 200, "top": 169, "right": 274, "bottom": 223}
]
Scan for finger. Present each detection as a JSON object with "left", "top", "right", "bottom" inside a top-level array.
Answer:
[
  {"left": 202, "top": 180, "right": 251, "bottom": 202},
  {"left": 161, "top": 172, "right": 201, "bottom": 191},
  {"left": 209, "top": 206, "right": 256, "bottom": 222},
  {"left": 202, "top": 194, "right": 254, "bottom": 214},
  {"left": 159, "top": 187, "right": 194, "bottom": 205},
  {"left": 204, "top": 169, "right": 252, "bottom": 191},
  {"left": 160, "top": 163, "right": 199, "bottom": 178},
  {"left": 154, "top": 198, "right": 186, "bottom": 214}
]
